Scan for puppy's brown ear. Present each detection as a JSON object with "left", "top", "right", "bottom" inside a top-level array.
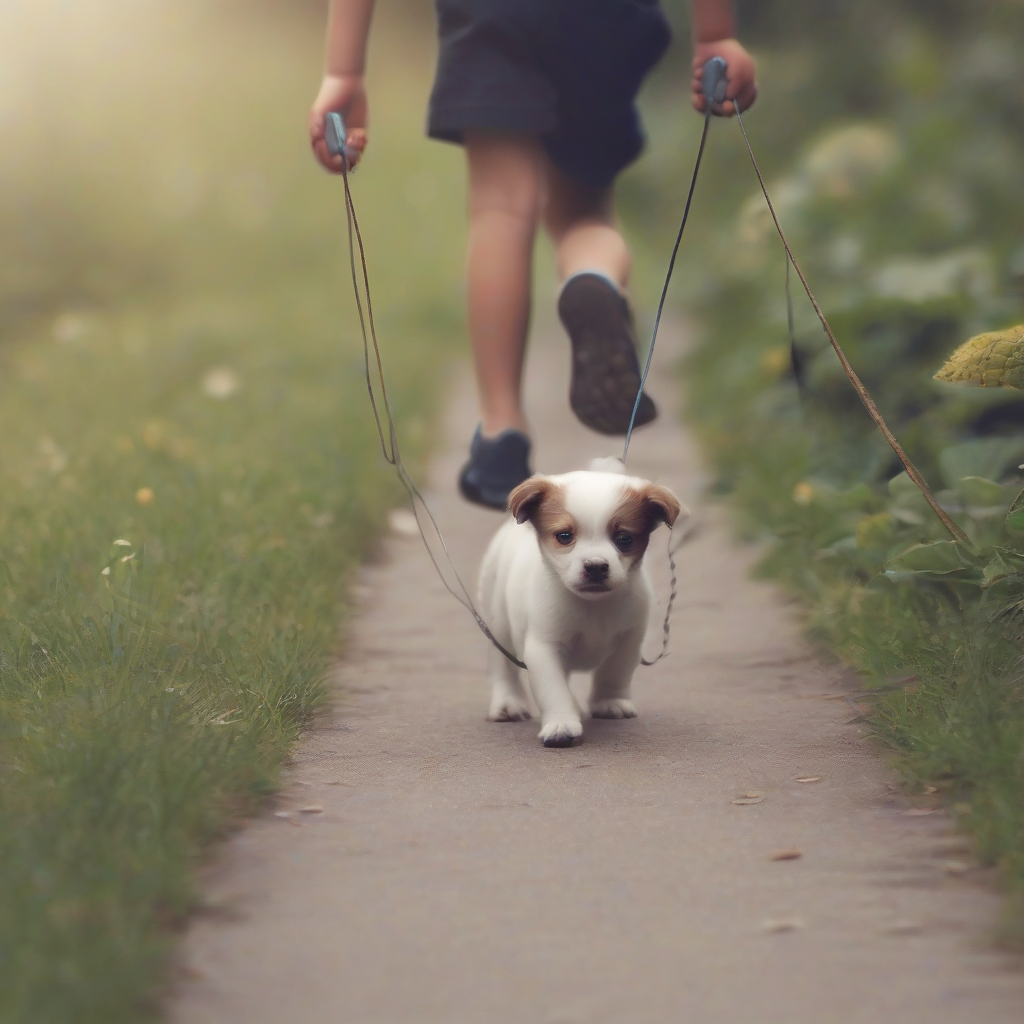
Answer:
[
  {"left": 643, "top": 484, "right": 684, "bottom": 528},
  {"left": 508, "top": 476, "right": 550, "bottom": 524}
]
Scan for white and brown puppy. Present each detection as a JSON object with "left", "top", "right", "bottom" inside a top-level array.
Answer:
[{"left": 478, "top": 465, "right": 683, "bottom": 747}]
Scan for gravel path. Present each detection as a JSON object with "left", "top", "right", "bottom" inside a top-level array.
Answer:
[{"left": 172, "top": 321, "right": 1023, "bottom": 1024}]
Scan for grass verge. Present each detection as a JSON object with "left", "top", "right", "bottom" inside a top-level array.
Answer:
[
  {"left": 0, "top": 2, "right": 464, "bottom": 1019},
  {"left": 644, "top": 46, "right": 1024, "bottom": 944}
]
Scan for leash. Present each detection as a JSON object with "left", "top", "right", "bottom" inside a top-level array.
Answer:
[
  {"left": 622, "top": 58, "right": 721, "bottom": 666},
  {"left": 328, "top": 51, "right": 965, "bottom": 676},
  {"left": 328, "top": 113, "right": 526, "bottom": 669},
  {"left": 730, "top": 100, "right": 970, "bottom": 545},
  {"left": 622, "top": 58, "right": 969, "bottom": 549},
  {"left": 327, "top": 111, "right": 684, "bottom": 671}
]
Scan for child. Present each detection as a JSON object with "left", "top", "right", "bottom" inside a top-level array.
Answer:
[{"left": 310, "top": 0, "right": 756, "bottom": 509}]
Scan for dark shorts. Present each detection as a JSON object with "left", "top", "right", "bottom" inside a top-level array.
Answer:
[{"left": 427, "top": 0, "right": 672, "bottom": 189}]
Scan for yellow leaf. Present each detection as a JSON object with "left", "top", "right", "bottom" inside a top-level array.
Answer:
[
  {"left": 760, "top": 346, "right": 790, "bottom": 376},
  {"left": 935, "top": 325, "right": 1024, "bottom": 388},
  {"left": 792, "top": 481, "right": 814, "bottom": 505},
  {"left": 767, "top": 848, "right": 803, "bottom": 861}
]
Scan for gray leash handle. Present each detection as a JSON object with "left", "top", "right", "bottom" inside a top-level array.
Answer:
[
  {"left": 702, "top": 56, "right": 729, "bottom": 113},
  {"left": 325, "top": 111, "right": 358, "bottom": 166}
]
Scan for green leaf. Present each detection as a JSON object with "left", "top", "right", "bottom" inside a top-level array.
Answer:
[
  {"left": 981, "top": 551, "right": 1016, "bottom": 588},
  {"left": 892, "top": 540, "right": 967, "bottom": 573},
  {"left": 957, "top": 476, "right": 1007, "bottom": 507},
  {"left": 1006, "top": 487, "right": 1024, "bottom": 534},
  {"left": 938, "top": 438, "right": 1024, "bottom": 489}
]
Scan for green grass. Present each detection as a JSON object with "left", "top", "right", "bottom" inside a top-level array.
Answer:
[{"left": 0, "top": 3, "right": 465, "bottom": 1019}]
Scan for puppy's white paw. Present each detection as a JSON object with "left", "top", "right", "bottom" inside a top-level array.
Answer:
[
  {"left": 538, "top": 718, "right": 583, "bottom": 748},
  {"left": 590, "top": 698, "right": 638, "bottom": 720},
  {"left": 488, "top": 699, "right": 531, "bottom": 722}
]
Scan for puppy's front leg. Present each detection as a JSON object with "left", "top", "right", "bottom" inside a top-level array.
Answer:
[
  {"left": 486, "top": 643, "right": 531, "bottom": 722},
  {"left": 523, "top": 637, "right": 582, "bottom": 748},
  {"left": 589, "top": 627, "right": 644, "bottom": 719}
]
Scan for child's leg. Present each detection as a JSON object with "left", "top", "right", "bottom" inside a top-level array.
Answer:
[
  {"left": 465, "top": 133, "right": 543, "bottom": 438},
  {"left": 542, "top": 159, "right": 630, "bottom": 290},
  {"left": 542, "top": 156, "right": 657, "bottom": 436}
]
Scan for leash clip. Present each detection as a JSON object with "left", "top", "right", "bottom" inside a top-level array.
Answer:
[
  {"left": 702, "top": 56, "right": 729, "bottom": 114},
  {"left": 324, "top": 111, "right": 357, "bottom": 167}
]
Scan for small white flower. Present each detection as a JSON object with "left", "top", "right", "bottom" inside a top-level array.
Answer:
[
  {"left": 113, "top": 539, "right": 132, "bottom": 547},
  {"left": 120, "top": 553, "right": 135, "bottom": 563},
  {"left": 52, "top": 312, "right": 94, "bottom": 345},
  {"left": 202, "top": 367, "right": 240, "bottom": 399},
  {"left": 38, "top": 436, "right": 68, "bottom": 475},
  {"left": 100, "top": 567, "right": 111, "bottom": 576}
]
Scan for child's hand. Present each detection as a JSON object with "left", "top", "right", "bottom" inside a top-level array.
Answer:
[
  {"left": 309, "top": 74, "right": 368, "bottom": 172},
  {"left": 690, "top": 39, "right": 757, "bottom": 117}
]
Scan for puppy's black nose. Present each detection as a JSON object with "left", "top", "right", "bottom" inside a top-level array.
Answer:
[{"left": 584, "top": 560, "right": 610, "bottom": 583}]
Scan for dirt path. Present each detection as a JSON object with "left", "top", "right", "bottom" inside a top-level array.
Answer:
[{"left": 172, "top": 321, "right": 1022, "bottom": 1024}]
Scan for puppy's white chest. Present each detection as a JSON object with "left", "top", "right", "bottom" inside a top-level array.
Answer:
[{"left": 555, "top": 616, "right": 629, "bottom": 671}]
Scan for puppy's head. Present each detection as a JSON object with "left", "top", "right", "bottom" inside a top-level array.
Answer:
[{"left": 508, "top": 471, "right": 684, "bottom": 600}]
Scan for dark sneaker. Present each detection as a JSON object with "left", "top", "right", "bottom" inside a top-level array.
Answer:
[
  {"left": 558, "top": 271, "right": 657, "bottom": 436},
  {"left": 458, "top": 426, "right": 532, "bottom": 510}
]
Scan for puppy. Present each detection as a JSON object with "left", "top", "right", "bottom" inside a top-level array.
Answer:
[{"left": 478, "top": 466, "right": 683, "bottom": 747}]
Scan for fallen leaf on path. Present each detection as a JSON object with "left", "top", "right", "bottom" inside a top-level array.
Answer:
[
  {"left": 273, "top": 811, "right": 291, "bottom": 818},
  {"left": 794, "top": 776, "right": 821, "bottom": 783},
  {"left": 300, "top": 805, "right": 323, "bottom": 814},
  {"left": 923, "top": 785, "right": 938, "bottom": 794},
  {"left": 732, "top": 796, "right": 764, "bottom": 805},
  {"left": 904, "top": 807, "right": 941, "bottom": 816},
  {"left": 768, "top": 848, "right": 803, "bottom": 861},
  {"left": 762, "top": 917, "right": 806, "bottom": 933},
  {"left": 943, "top": 860, "right": 971, "bottom": 875}
]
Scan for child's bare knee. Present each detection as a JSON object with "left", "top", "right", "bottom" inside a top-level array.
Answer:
[{"left": 467, "top": 134, "right": 542, "bottom": 219}]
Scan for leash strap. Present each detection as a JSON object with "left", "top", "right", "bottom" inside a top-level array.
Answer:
[
  {"left": 640, "top": 527, "right": 677, "bottom": 665},
  {"left": 622, "top": 110, "right": 711, "bottom": 463},
  {"left": 785, "top": 257, "right": 805, "bottom": 393},
  {"left": 338, "top": 156, "right": 528, "bottom": 669},
  {"left": 331, "top": 96, "right": 712, "bottom": 672},
  {"left": 731, "top": 102, "right": 970, "bottom": 546}
]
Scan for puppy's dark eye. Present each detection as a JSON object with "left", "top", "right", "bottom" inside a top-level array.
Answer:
[
  {"left": 613, "top": 531, "right": 634, "bottom": 552},
  {"left": 555, "top": 530, "right": 574, "bottom": 546}
]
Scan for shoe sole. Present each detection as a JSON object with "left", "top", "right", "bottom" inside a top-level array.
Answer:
[
  {"left": 558, "top": 274, "right": 657, "bottom": 436},
  {"left": 458, "top": 462, "right": 511, "bottom": 511}
]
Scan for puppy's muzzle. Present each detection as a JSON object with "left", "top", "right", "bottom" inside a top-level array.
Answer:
[{"left": 583, "top": 560, "right": 610, "bottom": 584}]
